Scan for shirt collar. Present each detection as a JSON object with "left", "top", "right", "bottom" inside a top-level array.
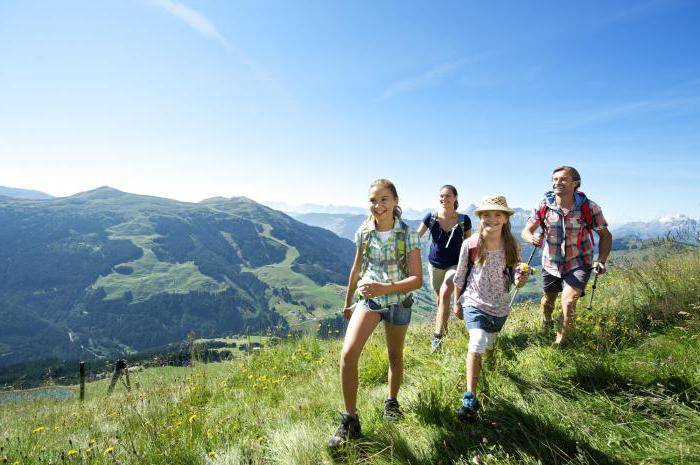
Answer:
[
  {"left": 364, "top": 217, "right": 401, "bottom": 232},
  {"left": 545, "top": 191, "right": 585, "bottom": 211}
]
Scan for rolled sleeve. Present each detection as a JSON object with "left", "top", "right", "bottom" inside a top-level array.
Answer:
[
  {"left": 453, "top": 241, "right": 471, "bottom": 290},
  {"left": 407, "top": 228, "right": 422, "bottom": 251},
  {"left": 354, "top": 228, "right": 363, "bottom": 248},
  {"left": 588, "top": 200, "right": 608, "bottom": 231}
]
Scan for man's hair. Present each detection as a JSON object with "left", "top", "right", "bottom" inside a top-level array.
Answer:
[{"left": 552, "top": 166, "right": 581, "bottom": 190}]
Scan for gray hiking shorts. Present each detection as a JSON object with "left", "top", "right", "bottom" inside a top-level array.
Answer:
[{"left": 543, "top": 266, "right": 591, "bottom": 296}]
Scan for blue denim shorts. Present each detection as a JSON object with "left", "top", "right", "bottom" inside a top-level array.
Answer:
[
  {"left": 359, "top": 300, "right": 412, "bottom": 326},
  {"left": 464, "top": 306, "right": 508, "bottom": 333}
]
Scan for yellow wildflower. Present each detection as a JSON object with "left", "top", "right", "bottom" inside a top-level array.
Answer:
[
  {"left": 188, "top": 414, "right": 197, "bottom": 423},
  {"left": 32, "top": 426, "right": 45, "bottom": 433},
  {"left": 208, "top": 451, "right": 218, "bottom": 458},
  {"left": 66, "top": 449, "right": 78, "bottom": 456},
  {"left": 103, "top": 446, "right": 114, "bottom": 455}
]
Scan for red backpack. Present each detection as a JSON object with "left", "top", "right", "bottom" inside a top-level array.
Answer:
[{"left": 536, "top": 191, "right": 595, "bottom": 248}]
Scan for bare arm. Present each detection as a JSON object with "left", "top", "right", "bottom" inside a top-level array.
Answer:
[
  {"left": 521, "top": 222, "right": 542, "bottom": 247},
  {"left": 417, "top": 222, "right": 427, "bottom": 238},
  {"left": 594, "top": 227, "right": 612, "bottom": 273},
  {"left": 342, "top": 247, "right": 363, "bottom": 319}
]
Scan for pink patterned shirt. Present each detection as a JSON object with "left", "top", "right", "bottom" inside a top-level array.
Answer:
[{"left": 454, "top": 236, "right": 511, "bottom": 317}]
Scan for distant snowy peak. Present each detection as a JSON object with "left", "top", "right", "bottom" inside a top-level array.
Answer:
[
  {"left": 613, "top": 214, "right": 698, "bottom": 240},
  {"left": 658, "top": 213, "right": 692, "bottom": 224}
]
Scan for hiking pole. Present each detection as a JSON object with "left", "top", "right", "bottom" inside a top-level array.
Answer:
[
  {"left": 509, "top": 245, "right": 537, "bottom": 307},
  {"left": 586, "top": 272, "right": 599, "bottom": 310}
]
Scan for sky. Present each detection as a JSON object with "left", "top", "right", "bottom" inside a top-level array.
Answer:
[{"left": 1, "top": 0, "right": 699, "bottom": 224}]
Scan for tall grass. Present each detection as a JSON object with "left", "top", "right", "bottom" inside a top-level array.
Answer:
[{"left": 2, "top": 249, "right": 699, "bottom": 464}]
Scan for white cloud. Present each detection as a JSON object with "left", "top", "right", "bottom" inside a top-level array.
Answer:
[
  {"left": 154, "top": 0, "right": 229, "bottom": 48},
  {"left": 377, "top": 52, "right": 494, "bottom": 102}
]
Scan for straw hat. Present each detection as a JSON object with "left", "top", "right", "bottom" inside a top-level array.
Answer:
[{"left": 473, "top": 195, "right": 515, "bottom": 216}]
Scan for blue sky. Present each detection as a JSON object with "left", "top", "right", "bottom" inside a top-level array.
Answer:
[{"left": 1, "top": 0, "right": 698, "bottom": 223}]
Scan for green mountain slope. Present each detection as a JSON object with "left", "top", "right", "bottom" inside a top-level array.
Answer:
[{"left": 0, "top": 187, "right": 354, "bottom": 367}]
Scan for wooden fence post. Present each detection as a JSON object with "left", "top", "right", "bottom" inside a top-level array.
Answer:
[
  {"left": 107, "top": 359, "right": 128, "bottom": 394},
  {"left": 79, "top": 361, "right": 85, "bottom": 401}
]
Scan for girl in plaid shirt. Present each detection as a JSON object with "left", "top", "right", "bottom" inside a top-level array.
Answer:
[{"left": 328, "top": 179, "right": 422, "bottom": 449}]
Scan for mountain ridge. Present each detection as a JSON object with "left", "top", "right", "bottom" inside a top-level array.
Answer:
[{"left": 0, "top": 187, "right": 354, "bottom": 367}]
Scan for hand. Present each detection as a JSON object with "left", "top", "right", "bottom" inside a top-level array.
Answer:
[
  {"left": 593, "top": 261, "right": 607, "bottom": 275},
  {"left": 453, "top": 302, "right": 464, "bottom": 320},
  {"left": 343, "top": 304, "right": 355, "bottom": 321},
  {"left": 515, "top": 272, "right": 528, "bottom": 288},
  {"left": 532, "top": 233, "right": 543, "bottom": 247},
  {"left": 357, "top": 280, "right": 386, "bottom": 299}
]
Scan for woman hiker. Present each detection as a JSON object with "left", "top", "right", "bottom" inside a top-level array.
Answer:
[{"left": 417, "top": 185, "right": 471, "bottom": 352}]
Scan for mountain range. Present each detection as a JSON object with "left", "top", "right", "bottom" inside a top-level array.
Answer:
[
  {"left": 0, "top": 187, "right": 354, "bottom": 368},
  {"left": 0, "top": 186, "right": 54, "bottom": 200},
  {"left": 611, "top": 214, "right": 698, "bottom": 241},
  {"left": 2, "top": 185, "right": 695, "bottom": 369},
  {"left": 291, "top": 205, "right": 532, "bottom": 242}
]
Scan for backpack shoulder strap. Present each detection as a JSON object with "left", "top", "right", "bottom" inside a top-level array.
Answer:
[
  {"left": 578, "top": 194, "right": 595, "bottom": 247},
  {"left": 457, "top": 240, "right": 478, "bottom": 298},
  {"left": 537, "top": 202, "right": 548, "bottom": 228},
  {"left": 395, "top": 221, "right": 410, "bottom": 277},
  {"left": 428, "top": 212, "right": 438, "bottom": 231},
  {"left": 359, "top": 227, "right": 372, "bottom": 275},
  {"left": 457, "top": 213, "right": 467, "bottom": 232}
]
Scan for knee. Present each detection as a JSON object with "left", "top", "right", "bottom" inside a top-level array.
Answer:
[
  {"left": 340, "top": 347, "right": 361, "bottom": 368},
  {"left": 440, "top": 280, "right": 454, "bottom": 294},
  {"left": 561, "top": 294, "right": 580, "bottom": 310},
  {"left": 542, "top": 294, "right": 556, "bottom": 306},
  {"left": 468, "top": 329, "right": 495, "bottom": 354}
]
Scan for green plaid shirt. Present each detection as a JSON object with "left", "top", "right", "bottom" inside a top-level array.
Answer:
[{"left": 354, "top": 219, "right": 421, "bottom": 307}]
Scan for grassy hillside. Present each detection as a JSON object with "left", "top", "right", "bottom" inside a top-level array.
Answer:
[
  {"left": 0, "top": 188, "right": 354, "bottom": 367},
  {"left": 2, "top": 248, "right": 699, "bottom": 464}
]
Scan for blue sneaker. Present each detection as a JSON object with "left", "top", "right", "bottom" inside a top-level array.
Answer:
[
  {"left": 458, "top": 392, "right": 479, "bottom": 421},
  {"left": 431, "top": 334, "right": 443, "bottom": 353}
]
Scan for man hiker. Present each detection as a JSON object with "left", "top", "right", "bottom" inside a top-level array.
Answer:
[{"left": 521, "top": 166, "right": 612, "bottom": 347}]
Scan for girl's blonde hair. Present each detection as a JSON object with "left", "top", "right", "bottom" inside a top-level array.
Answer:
[
  {"left": 366, "top": 178, "right": 402, "bottom": 225},
  {"left": 475, "top": 214, "right": 520, "bottom": 267}
]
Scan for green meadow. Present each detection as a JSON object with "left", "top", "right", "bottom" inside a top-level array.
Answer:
[{"left": 2, "top": 247, "right": 699, "bottom": 465}]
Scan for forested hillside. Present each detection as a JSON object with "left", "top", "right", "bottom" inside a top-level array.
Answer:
[{"left": 0, "top": 187, "right": 354, "bottom": 367}]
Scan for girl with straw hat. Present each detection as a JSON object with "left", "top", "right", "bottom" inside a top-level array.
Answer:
[{"left": 452, "top": 195, "right": 530, "bottom": 420}]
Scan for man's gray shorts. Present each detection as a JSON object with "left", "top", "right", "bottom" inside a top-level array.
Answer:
[{"left": 542, "top": 267, "right": 591, "bottom": 296}]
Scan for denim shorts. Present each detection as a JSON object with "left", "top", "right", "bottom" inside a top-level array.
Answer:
[
  {"left": 543, "top": 266, "right": 591, "bottom": 296},
  {"left": 359, "top": 300, "right": 412, "bottom": 326},
  {"left": 464, "top": 306, "right": 508, "bottom": 333}
]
